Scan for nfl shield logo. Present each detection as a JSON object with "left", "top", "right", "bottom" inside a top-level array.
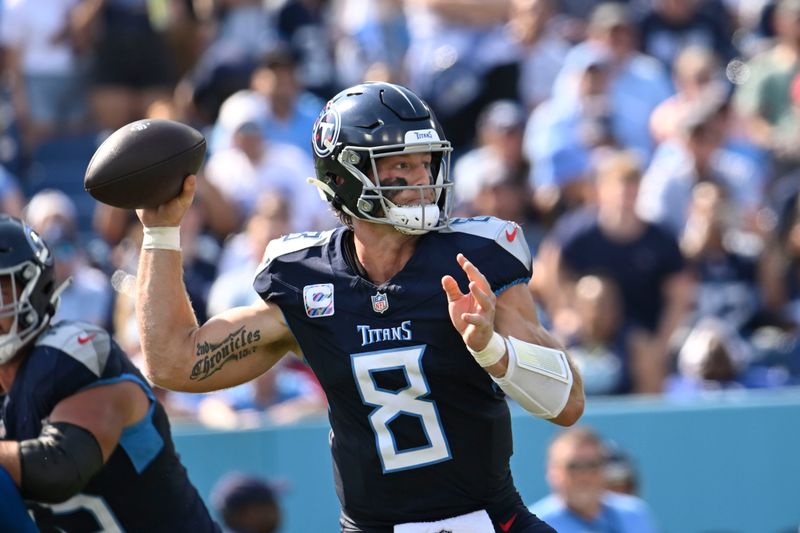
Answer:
[{"left": 371, "top": 291, "right": 389, "bottom": 314}]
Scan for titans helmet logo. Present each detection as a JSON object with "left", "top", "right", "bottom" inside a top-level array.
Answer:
[{"left": 312, "top": 104, "right": 341, "bottom": 158}]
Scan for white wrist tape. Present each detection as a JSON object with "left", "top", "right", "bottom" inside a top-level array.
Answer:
[
  {"left": 467, "top": 331, "right": 506, "bottom": 367},
  {"left": 142, "top": 226, "right": 180, "bottom": 251},
  {"left": 492, "top": 335, "right": 573, "bottom": 419}
]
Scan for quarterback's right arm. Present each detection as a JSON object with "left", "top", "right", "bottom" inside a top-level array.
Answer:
[{"left": 136, "top": 177, "right": 299, "bottom": 393}]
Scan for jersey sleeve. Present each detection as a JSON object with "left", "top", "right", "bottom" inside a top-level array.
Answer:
[
  {"left": 32, "top": 322, "right": 145, "bottom": 410},
  {"left": 253, "top": 229, "right": 336, "bottom": 306},
  {"left": 447, "top": 217, "right": 532, "bottom": 294}
]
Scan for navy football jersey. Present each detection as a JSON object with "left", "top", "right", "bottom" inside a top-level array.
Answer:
[
  {"left": 0, "top": 321, "right": 219, "bottom": 533},
  {"left": 254, "top": 217, "right": 532, "bottom": 526}
]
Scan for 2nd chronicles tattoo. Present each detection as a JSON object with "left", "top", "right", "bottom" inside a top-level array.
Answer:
[{"left": 191, "top": 326, "right": 262, "bottom": 380}]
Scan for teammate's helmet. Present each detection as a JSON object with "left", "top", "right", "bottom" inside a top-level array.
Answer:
[
  {"left": 310, "top": 82, "right": 453, "bottom": 234},
  {"left": 0, "top": 216, "right": 61, "bottom": 364}
]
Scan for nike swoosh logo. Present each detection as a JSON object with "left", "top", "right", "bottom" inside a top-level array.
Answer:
[
  {"left": 505, "top": 225, "right": 518, "bottom": 242},
  {"left": 499, "top": 513, "right": 518, "bottom": 532},
  {"left": 77, "top": 333, "right": 98, "bottom": 344}
]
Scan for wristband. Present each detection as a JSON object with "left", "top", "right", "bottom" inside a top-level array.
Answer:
[
  {"left": 468, "top": 331, "right": 506, "bottom": 367},
  {"left": 142, "top": 226, "right": 180, "bottom": 251}
]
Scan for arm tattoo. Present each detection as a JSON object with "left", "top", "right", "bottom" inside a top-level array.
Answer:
[{"left": 191, "top": 326, "right": 262, "bottom": 381}]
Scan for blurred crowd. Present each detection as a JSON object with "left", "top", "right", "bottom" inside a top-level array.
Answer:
[{"left": 2, "top": 0, "right": 800, "bottom": 426}]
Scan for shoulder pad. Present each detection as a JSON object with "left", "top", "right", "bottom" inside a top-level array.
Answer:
[
  {"left": 447, "top": 217, "right": 531, "bottom": 269},
  {"left": 35, "top": 322, "right": 111, "bottom": 377},
  {"left": 258, "top": 230, "right": 335, "bottom": 269}
]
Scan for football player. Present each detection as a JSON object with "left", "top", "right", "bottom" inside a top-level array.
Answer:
[
  {"left": 0, "top": 216, "right": 219, "bottom": 531},
  {"left": 136, "top": 82, "right": 585, "bottom": 532}
]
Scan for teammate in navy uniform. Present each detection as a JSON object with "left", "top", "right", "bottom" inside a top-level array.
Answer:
[
  {"left": 0, "top": 216, "right": 219, "bottom": 532},
  {"left": 135, "top": 82, "right": 585, "bottom": 533}
]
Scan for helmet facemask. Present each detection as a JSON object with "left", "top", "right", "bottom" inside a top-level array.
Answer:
[
  {"left": 0, "top": 263, "right": 48, "bottom": 364},
  {"left": 338, "top": 140, "right": 454, "bottom": 235}
]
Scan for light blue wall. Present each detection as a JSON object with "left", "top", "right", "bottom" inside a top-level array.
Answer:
[{"left": 173, "top": 389, "right": 800, "bottom": 533}]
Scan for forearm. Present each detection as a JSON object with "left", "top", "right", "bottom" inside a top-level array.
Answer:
[
  {"left": 0, "top": 441, "right": 21, "bottom": 487},
  {"left": 136, "top": 248, "right": 199, "bottom": 387}
]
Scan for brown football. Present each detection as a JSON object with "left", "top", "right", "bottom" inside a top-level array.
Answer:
[{"left": 84, "top": 119, "right": 206, "bottom": 209}]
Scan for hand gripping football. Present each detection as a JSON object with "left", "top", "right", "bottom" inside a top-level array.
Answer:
[{"left": 84, "top": 119, "right": 206, "bottom": 209}]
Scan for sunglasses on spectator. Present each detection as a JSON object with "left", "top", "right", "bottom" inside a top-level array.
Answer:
[{"left": 564, "top": 459, "right": 605, "bottom": 472}]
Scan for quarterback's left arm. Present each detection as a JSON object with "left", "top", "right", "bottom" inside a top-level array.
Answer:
[{"left": 442, "top": 254, "right": 584, "bottom": 426}]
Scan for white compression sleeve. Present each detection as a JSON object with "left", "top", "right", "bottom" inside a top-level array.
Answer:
[{"left": 491, "top": 335, "right": 573, "bottom": 419}]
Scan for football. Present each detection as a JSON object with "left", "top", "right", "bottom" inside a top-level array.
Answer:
[{"left": 84, "top": 118, "right": 206, "bottom": 209}]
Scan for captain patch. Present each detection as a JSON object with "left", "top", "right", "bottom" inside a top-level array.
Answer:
[{"left": 303, "top": 284, "right": 335, "bottom": 318}]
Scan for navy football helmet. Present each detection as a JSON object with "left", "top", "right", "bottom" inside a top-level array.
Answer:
[
  {"left": 0, "top": 216, "right": 65, "bottom": 364},
  {"left": 310, "top": 82, "right": 453, "bottom": 234}
]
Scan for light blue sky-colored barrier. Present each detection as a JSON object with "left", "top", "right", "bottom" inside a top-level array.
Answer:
[{"left": 173, "top": 388, "right": 800, "bottom": 533}]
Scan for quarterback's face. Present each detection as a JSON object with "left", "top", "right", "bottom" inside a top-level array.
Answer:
[{"left": 373, "top": 153, "right": 435, "bottom": 206}]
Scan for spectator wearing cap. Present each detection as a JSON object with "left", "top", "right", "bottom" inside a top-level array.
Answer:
[
  {"left": 204, "top": 90, "right": 335, "bottom": 234},
  {"left": 637, "top": 89, "right": 763, "bottom": 237},
  {"left": 24, "top": 189, "right": 112, "bottom": 328},
  {"left": 529, "top": 426, "right": 658, "bottom": 533},
  {"left": 453, "top": 100, "right": 528, "bottom": 206},
  {"left": 552, "top": 2, "right": 673, "bottom": 162},
  {"left": 523, "top": 49, "right": 617, "bottom": 222},
  {"left": 211, "top": 473, "right": 282, "bottom": 533}
]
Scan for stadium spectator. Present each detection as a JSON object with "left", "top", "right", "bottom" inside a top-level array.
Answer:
[
  {"left": 637, "top": 91, "right": 764, "bottom": 237},
  {"left": 135, "top": 81, "right": 584, "bottom": 532},
  {"left": 637, "top": 0, "right": 737, "bottom": 73},
  {"left": 79, "top": 0, "right": 177, "bottom": 130},
  {"left": 274, "top": 0, "right": 339, "bottom": 100},
  {"left": 506, "top": 0, "right": 571, "bottom": 111},
  {"left": 552, "top": 2, "right": 673, "bottom": 162},
  {"left": 204, "top": 107, "right": 334, "bottom": 233},
  {"left": 649, "top": 45, "right": 727, "bottom": 145},
  {"left": 403, "top": 0, "right": 519, "bottom": 150},
  {"left": 529, "top": 426, "right": 658, "bottom": 533},
  {"left": 560, "top": 275, "right": 654, "bottom": 395},
  {"left": 24, "top": 189, "right": 112, "bottom": 328},
  {"left": 332, "top": 0, "right": 410, "bottom": 88},
  {"left": 679, "top": 182, "right": 763, "bottom": 334},
  {"left": 250, "top": 46, "right": 325, "bottom": 156},
  {"left": 0, "top": 0, "right": 89, "bottom": 151},
  {"left": 211, "top": 472, "right": 282, "bottom": 533},
  {"left": 209, "top": 191, "right": 292, "bottom": 312},
  {"left": 532, "top": 150, "right": 694, "bottom": 392},
  {"left": 453, "top": 99, "right": 528, "bottom": 207},
  {"left": 734, "top": 0, "right": 800, "bottom": 175},
  {"left": 0, "top": 216, "right": 220, "bottom": 531},
  {"left": 523, "top": 48, "right": 617, "bottom": 223},
  {"left": 664, "top": 316, "right": 754, "bottom": 396}
]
